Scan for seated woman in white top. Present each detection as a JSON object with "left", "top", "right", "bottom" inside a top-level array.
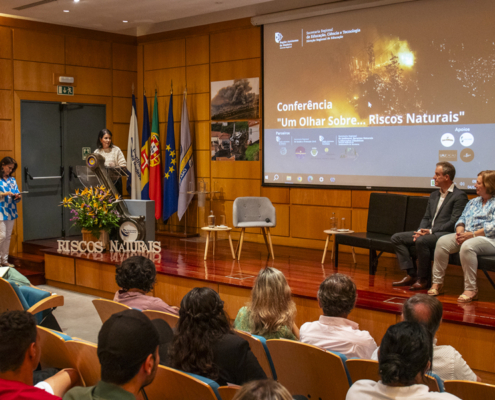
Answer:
[
  {"left": 94, "top": 128, "right": 127, "bottom": 195},
  {"left": 347, "top": 321, "right": 460, "bottom": 400}
]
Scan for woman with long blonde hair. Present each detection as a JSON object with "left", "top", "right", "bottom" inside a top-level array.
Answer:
[{"left": 234, "top": 267, "right": 299, "bottom": 340}]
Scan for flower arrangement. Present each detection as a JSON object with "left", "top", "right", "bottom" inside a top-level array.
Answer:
[{"left": 61, "top": 186, "right": 121, "bottom": 238}]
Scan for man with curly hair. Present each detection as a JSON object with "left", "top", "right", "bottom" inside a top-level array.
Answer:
[
  {"left": 113, "top": 256, "right": 178, "bottom": 314},
  {"left": 300, "top": 273, "right": 377, "bottom": 358}
]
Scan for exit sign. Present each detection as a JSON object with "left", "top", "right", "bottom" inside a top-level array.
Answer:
[{"left": 57, "top": 85, "right": 74, "bottom": 96}]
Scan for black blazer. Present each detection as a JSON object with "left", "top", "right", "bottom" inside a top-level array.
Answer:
[
  {"left": 419, "top": 186, "right": 468, "bottom": 234},
  {"left": 163, "top": 333, "right": 267, "bottom": 387},
  {"left": 212, "top": 333, "right": 267, "bottom": 386}
]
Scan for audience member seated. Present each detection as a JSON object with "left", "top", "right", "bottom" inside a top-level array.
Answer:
[
  {"left": 0, "top": 310, "right": 78, "bottom": 400},
  {"left": 114, "top": 256, "right": 179, "bottom": 314},
  {"left": 64, "top": 309, "right": 164, "bottom": 399},
  {"left": 232, "top": 379, "right": 293, "bottom": 400},
  {"left": 430, "top": 170, "right": 495, "bottom": 302},
  {"left": 347, "top": 321, "right": 460, "bottom": 400},
  {"left": 299, "top": 273, "right": 377, "bottom": 358},
  {"left": 371, "top": 294, "right": 479, "bottom": 382},
  {"left": 234, "top": 267, "right": 299, "bottom": 340},
  {"left": 166, "top": 287, "right": 266, "bottom": 386}
]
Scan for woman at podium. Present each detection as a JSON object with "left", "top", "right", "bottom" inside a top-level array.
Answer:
[
  {"left": 0, "top": 157, "right": 21, "bottom": 267},
  {"left": 94, "top": 128, "right": 126, "bottom": 195}
]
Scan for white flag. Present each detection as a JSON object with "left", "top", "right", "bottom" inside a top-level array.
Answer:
[
  {"left": 178, "top": 93, "right": 195, "bottom": 220},
  {"left": 127, "top": 95, "right": 141, "bottom": 199}
]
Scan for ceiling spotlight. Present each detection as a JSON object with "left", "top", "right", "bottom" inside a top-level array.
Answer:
[
  {"left": 74, "top": 0, "right": 80, "bottom": 2},
  {"left": 123, "top": 20, "right": 128, "bottom": 23},
  {"left": 63, "top": 10, "right": 69, "bottom": 12}
]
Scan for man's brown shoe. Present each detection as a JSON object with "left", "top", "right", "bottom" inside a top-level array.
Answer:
[
  {"left": 410, "top": 278, "right": 428, "bottom": 290},
  {"left": 392, "top": 275, "right": 416, "bottom": 287}
]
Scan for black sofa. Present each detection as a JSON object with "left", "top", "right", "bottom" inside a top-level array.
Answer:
[{"left": 334, "top": 193, "right": 495, "bottom": 289}]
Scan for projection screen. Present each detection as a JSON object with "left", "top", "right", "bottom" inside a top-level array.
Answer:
[{"left": 262, "top": 0, "right": 494, "bottom": 191}]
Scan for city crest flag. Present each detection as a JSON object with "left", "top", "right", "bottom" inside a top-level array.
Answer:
[
  {"left": 126, "top": 94, "right": 141, "bottom": 199},
  {"left": 178, "top": 93, "right": 195, "bottom": 220},
  {"left": 149, "top": 93, "right": 163, "bottom": 219}
]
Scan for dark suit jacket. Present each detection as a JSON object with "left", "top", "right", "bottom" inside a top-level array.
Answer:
[{"left": 419, "top": 186, "right": 468, "bottom": 234}]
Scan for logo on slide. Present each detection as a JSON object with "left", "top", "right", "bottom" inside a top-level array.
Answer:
[
  {"left": 275, "top": 33, "right": 283, "bottom": 43},
  {"left": 461, "top": 148, "right": 474, "bottom": 162},
  {"left": 295, "top": 146, "right": 306, "bottom": 159},
  {"left": 460, "top": 133, "right": 474, "bottom": 147},
  {"left": 441, "top": 133, "right": 455, "bottom": 147},
  {"left": 439, "top": 150, "right": 457, "bottom": 161}
]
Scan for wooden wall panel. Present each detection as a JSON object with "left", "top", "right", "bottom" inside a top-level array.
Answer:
[
  {"left": 219, "top": 284, "right": 251, "bottom": 320},
  {"left": 13, "top": 61, "right": 64, "bottom": 93},
  {"left": 211, "top": 161, "right": 260, "bottom": 179},
  {"left": 112, "top": 123, "right": 129, "bottom": 151},
  {"left": 155, "top": 275, "right": 217, "bottom": 308},
  {"left": 195, "top": 150, "right": 210, "bottom": 178},
  {"left": 0, "top": 121, "right": 14, "bottom": 151},
  {"left": 186, "top": 93, "right": 209, "bottom": 121},
  {"left": 210, "top": 58, "right": 261, "bottom": 82},
  {"left": 212, "top": 178, "right": 260, "bottom": 200},
  {"left": 271, "top": 204, "right": 290, "bottom": 237},
  {"left": 144, "top": 68, "right": 186, "bottom": 100},
  {"left": 352, "top": 209, "right": 369, "bottom": 232},
  {"left": 210, "top": 27, "right": 260, "bottom": 63},
  {"left": 0, "top": 90, "right": 13, "bottom": 119},
  {"left": 44, "top": 255, "right": 75, "bottom": 284},
  {"left": 352, "top": 190, "right": 385, "bottom": 208},
  {"left": 260, "top": 187, "right": 290, "bottom": 204},
  {"left": 0, "top": 27, "right": 12, "bottom": 59},
  {"left": 0, "top": 59, "right": 12, "bottom": 90},
  {"left": 65, "top": 66, "right": 112, "bottom": 96},
  {"left": 290, "top": 205, "right": 352, "bottom": 240},
  {"left": 13, "top": 29, "right": 64, "bottom": 64},
  {"left": 113, "top": 97, "right": 132, "bottom": 123},
  {"left": 193, "top": 121, "right": 210, "bottom": 150},
  {"left": 438, "top": 321, "right": 495, "bottom": 373},
  {"left": 186, "top": 35, "right": 209, "bottom": 66},
  {"left": 349, "top": 308, "right": 396, "bottom": 345},
  {"left": 291, "top": 188, "right": 352, "bottom": 207},
  {"left": 113, "top": 43, "right": 137, "bottom": 71},
  {"left": 66, "top": 37, "right": 111, "bottom": 68},
  {"left": 112, "top": 70, "right": 137, "bottom": 97},
  {"left": 186, "top": 64, "right": 209, "bottom": 94},
  {"left": 144, "top": 39, "right": 185, "bottom": 70}
]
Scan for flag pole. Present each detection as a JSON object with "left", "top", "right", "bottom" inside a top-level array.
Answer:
[{"left": 183, "top": 86, "right": 187, "bottom": 236}]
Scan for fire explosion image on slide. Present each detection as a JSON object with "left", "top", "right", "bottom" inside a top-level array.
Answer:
[{"left": 262, "top": 0, "right": 495, "bottom": 190}]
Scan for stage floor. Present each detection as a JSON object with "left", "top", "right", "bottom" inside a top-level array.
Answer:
[{"left": 41, "top": 235, "right": 495, "bottom": 330}]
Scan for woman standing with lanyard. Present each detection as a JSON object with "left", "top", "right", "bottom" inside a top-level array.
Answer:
[
  {"left": 94, "top": 128, "right": 127, "bottom": 195},
  {"left": 0, "top": 157, "right": 21, "bottom": 267}
]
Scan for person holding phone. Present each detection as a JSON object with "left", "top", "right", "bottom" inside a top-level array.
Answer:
[{"left": 0, "top": 157, "right": 21, "bottom": 267}]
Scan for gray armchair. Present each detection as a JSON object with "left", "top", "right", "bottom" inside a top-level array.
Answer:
[{"left": 233, "top": 197, "right": 276, "bottom": 260}]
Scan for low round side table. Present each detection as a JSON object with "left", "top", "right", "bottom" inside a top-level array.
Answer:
[
  {"left": 322, "top": 229, "right": 356, "bottom": 264},
  {"left": 201, "top": 226, "right": 236, "bottom": 261}
]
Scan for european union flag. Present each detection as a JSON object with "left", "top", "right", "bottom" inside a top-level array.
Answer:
[{"left": 163, "top": 93, "right": 178, "bottom": 222}]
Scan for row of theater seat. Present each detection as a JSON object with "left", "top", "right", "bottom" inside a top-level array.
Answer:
[
  {"left": 89, "top": 298, "right": 493, "bottom": 400},
  {"left": 3, "top": 279, "right": 495, "bottom": 400}
]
